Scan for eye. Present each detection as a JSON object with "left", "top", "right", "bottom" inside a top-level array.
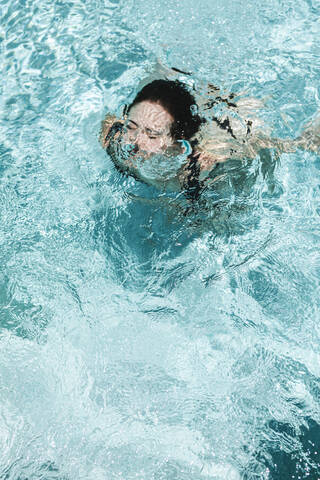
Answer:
[
  {"left": 147, "top": 132, "right": 161, "bottom": 139},
  {"left": 126, "top": 124, "right": 135, "bottom": 131}
]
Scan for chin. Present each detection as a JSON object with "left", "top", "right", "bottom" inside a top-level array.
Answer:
[{"left": 136, "top": 150, "right": 159, "bottom": 160}]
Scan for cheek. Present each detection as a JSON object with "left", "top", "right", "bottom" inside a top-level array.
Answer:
[
  {"left": 151, "top": 136, "right": 174, "bottom": 150},
  {"left": 147, "top": 137, "right": 176, "bottom": 154},
  {"left": 147, "top": 138, "right": 166, "bottom": 152},
  {"left": 122, "top": 130, "right": 173, "bottom": 153}
]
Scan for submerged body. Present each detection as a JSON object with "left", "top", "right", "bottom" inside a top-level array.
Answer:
[{"left": 100, "top": 74, "right": 319, "bottom": 197}]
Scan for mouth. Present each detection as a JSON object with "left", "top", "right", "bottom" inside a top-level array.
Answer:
[
  {"left": 121, "top": 142, "right": 139, "bottom": 155},
  {"left": 122, "top": 142, "right": 155, "bottom": 160}
]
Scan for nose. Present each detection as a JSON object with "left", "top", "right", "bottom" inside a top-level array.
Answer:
[{"left": 134, "top": 131, "right": 149, "bottom": 151}]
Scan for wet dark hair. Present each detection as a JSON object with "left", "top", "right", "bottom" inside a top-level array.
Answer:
[{"left": 127, "top": 79, "right": 205, "bottom": 141}]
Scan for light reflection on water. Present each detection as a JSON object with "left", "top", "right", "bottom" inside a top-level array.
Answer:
[{"left": 0, "top": 0, "right": 320, "bottom": 478}]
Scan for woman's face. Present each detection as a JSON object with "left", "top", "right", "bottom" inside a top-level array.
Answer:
[{"left": 122, "top": 101, "right": 175, "bottom": 156}]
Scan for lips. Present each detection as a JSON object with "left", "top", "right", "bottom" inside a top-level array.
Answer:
[
  {"left": 131, "top": 144, "right": 139, "bottom": 154},
  {"left": 120, "top": 142, "right": 138, "bottom": 155}
]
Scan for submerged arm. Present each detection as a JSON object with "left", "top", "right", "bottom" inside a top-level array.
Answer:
[
  {"left": 247, "top": 121, "right": 320, "bottom": 156},
  {"left": 99, "top": 113, "right": 122, "bottom": 148},
  {"left": 192, "top": 116, "right": 320, "bottom": 176}
]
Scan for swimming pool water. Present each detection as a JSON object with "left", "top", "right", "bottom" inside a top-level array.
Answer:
[{"left": 0, "top": 0, "right": 320, "bottom": 478}]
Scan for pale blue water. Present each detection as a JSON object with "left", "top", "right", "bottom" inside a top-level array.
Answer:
[{"left": 0, "top": 0, "right": 320, "bottom": 479}]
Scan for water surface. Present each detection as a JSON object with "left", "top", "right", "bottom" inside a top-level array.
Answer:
[{"left": 0, "top": 0, "right": 320, "bottom": 478}]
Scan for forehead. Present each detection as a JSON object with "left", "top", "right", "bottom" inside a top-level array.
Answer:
[{"left": 128, "top": 101, "right": 173, "bottom": 131}]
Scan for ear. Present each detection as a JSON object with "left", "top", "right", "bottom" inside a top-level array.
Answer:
[{"left": 177, "top": 139, "right": 192, "bottom": 155}]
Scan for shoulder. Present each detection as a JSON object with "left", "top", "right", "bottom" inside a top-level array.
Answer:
[{"left": 189, "top": 93, "right": 268, "bottom": 170}]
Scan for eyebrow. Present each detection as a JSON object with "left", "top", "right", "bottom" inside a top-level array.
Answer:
[{"left": 128, "top": 119, "right": 163, "bottom": 136}]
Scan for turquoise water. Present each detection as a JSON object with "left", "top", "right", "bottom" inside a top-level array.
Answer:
[{"left": 1, "top": 0, "right": 320, "bottom": 479}]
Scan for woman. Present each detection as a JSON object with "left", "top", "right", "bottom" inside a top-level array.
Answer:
[{"left": 100, "top": 77, "right": 319, "bottom": 197}]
